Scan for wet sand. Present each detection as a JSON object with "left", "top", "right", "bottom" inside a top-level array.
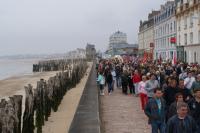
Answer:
[{"left": 0, "top": 71, "right": 59, "bottom": 99}]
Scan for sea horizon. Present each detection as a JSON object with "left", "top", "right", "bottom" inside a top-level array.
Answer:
[{"left": 0, "top": 58, "right": 39, "bottom": 80}]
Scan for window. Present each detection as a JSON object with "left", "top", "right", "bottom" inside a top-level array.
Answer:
[
  {"left": 184, "top": 16, "right": 187, "bottom": 29},
  {"left": 184, "top": 33, "right": 187, "bottom": 45},
  {"left": 168, "top": 24, "right": 169, "bottom": 34},
  {"left": 198, "top": 31, "right": 200, "bottom": 44},
  {"left": 190, "top": 13, "right": 194, "bottom": 28},
  {"left": 170, "top": 23, "right": 173, "bottom": 33},
  {"left": 194, "top": 52, "right": 197, "bottom": 63},
  {"left": 190, "top": 32, "right": 193, "bottom": 44},
  {"left": 199, "top": 10, "right": 200, "bottom": 24},
  {"left": 178, "top": 20, "right": 181, "bottom": 31},
  {"left": 174, "top": 21, "right": 176, "bottom": 32}
]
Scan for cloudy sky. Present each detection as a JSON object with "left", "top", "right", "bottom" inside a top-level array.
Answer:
[{"left": 0, "top": 0, "right": 165, "bottom": 56}]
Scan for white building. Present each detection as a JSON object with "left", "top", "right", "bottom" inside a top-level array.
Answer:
[
  {"left": 67, "top": 48, "right": 86, "bottom": 59},
  {"left": 107, "top": 31, "right": 138, "bottom": 56},
  {"left": 154, "top": 1, "right": 177, "bottom": 61},
  {"left": 109, "top": 31, "right": 127, "bottom": 44},
  {"left": 176, "top": 0, "right": 200, "bottom": 63}
]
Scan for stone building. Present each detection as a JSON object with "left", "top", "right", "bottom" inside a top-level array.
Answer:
[
  {"left": 138, "top": 10, "right": 160, "bottom": 59},
  {"left": 86, "top": 43, "right": 96, "bottom": 60},
  {"left": 176, "top": 0, "right": 200, "bottom": 63}
]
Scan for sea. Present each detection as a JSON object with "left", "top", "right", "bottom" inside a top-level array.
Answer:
[{"left": 0, "top": 58, "right": 39, "bottom": 80}]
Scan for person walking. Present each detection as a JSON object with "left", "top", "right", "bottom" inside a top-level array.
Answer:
[
  {"left": 166, "top": 102, "right": 198, "bottom": 133},
  {"left": 97, "top": 71, "right": 105, "bottom": 95},
  {"left": 145, "top": 74, "right": 159, "bottom": 99},
  {"left": 144, "top": 88, "right": 166, "bottom": 133},
  {"left": 191, "top": 74, "right": 200, "bottom": 92},
  {"left": 132, "top": 70, "right": 141, "bottom": 96},
  {"left": 164, "top": 78, "right": 178, "bottom": 108},
  {"left": 184, "top": 71, "right": 196, "bottom": 90},
  {"left": 178, "top": 79, "right": 193, "bottom": 102},
  {"left": 106, "top": 71, "right": 113, "bottom": 95},
  {"left": 115, "top": 64, "right": 122, "bottom": 88},
  {"left": 128, "top": 70, "right": 134, "bottom": 95},
  {"left": 188, "top": 89, "right": 200, "bottom": 133},
  {"left": 121, "top": 70, "right": 129, "bottom": 95},
  {"left": 167, "top": 93, "right": 184, "bottom": 120},
  {"left": 138, "top": 75, "right": 148, "bottom": 110}
]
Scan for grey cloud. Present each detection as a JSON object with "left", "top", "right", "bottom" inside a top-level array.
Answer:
[{"left": 0, "top": 0, "right": 164, "bottom": 55}]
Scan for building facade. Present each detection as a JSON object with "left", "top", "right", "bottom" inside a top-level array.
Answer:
[
  {"left": 176, "top": 0, "right": 200, "bottom": 63},
  {"left": 138, "top": 11, "right": 160, "bottom": 59},
  {"left": 154, "top": 1, "right": 177, "bottom": 61},
  {"left": 107, "top": 31, "right": 138, "bottom": 56},
  {"left": 86, "top": 43, "right": 96, "bottom": 60}
]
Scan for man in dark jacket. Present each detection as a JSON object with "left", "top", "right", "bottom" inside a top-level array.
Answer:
[
  {"left": 106, "top": 71, "right": 113, "bottom": 95},
  {"left": 145, "top": 88, "right": 166, "bottom": 133},
  {"left": 178, "top": 79, "right": 193, "bottom": 102},
  {"left": 115, "top": 65, "right": 122, "bottom": 88},
  {"left": 164, "top": 78, "right": 179, "bottom": 108},
  {"left": 188, "top": 89, "right": 200, "bottom": 133},
  {"left": 121, "top": 70, "right": 129, "bottom": 94},
  {"left": 166, "top": 102, "right": 198, "bottom": 133}
]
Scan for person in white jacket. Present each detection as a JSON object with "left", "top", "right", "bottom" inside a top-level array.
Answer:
[
  {"left": 138, "top": 76, "right": 148, "bottom": 110},
  {"left": 184, "top": 71, "right": 196, "bottom": 90}
]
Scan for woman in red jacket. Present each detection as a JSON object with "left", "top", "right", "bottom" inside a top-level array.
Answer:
[{"left": 132, "top": 70, "right": 142, "bottom": 96}]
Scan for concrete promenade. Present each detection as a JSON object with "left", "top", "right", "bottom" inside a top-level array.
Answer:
[{"left": 100, "top": 88, "right": 151, "bottom": 133}]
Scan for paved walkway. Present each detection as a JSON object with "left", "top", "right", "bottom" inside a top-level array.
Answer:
[
  {"left": 69, "top": 64, "right": 100, "bottom": 133},
  {"left": 100, "top": 88, "right": 151, "bottom": 133}
]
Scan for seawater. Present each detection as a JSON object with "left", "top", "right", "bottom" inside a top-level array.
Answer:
[{"left": 0, "top": 59, "right": 38, "bottom": 80}]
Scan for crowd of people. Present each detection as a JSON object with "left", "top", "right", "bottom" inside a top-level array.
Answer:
[{"left": 96, "top": 57, "right": 200, "bottom": 133}]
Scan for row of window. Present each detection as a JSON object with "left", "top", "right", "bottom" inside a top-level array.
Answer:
[
  {"left": 155, "top": 21, "right": 176, "bottom": 37},
  {"left": 179, "top": 31, "right": 200, "bottom": 45},
  {"left": 155, "top": 36, "right": 176, "bottom": 49},
  {"left": 154, "top": 5, "right": 175, "bottom": 24}
]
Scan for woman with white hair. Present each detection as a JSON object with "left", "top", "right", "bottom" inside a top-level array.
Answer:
[{"left": 138, "top": 75, "right": 148, "bottom": 110}]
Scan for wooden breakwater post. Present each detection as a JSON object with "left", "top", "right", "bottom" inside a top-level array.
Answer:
[
  {"left": 22, "top": 84, "right": 34, "bottom": 133},
  {"left": 0, "top": 95, "right": 22, "bottom": 133},
  {"left": 0, "top": 59, "right": 88, "bottom": 133}
]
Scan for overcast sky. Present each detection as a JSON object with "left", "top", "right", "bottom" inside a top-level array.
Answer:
[{"left": 0, "top": 0, "right": 165, "bottom": 56}]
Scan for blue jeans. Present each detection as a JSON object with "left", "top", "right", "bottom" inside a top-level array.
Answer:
[
  {"left": 116, "top": 76, "right": 121, "bottom": 88},
  {"left": 151, "top": 121, "right": 165, "bottom": 133}
]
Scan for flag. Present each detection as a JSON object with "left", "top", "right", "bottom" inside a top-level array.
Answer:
[
  {"left": 142, "top": 51, "right": 148, "bottom": 63},
  {"left": 172, "top": 51, "right": 177, "bottom": 65}
]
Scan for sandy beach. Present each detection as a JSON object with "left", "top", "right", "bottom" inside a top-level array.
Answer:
[{"left": 0, "top": 71, "right": 59, "bottom": 99}]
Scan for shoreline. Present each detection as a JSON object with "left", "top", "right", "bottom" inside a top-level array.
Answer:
[{"left": 0, "top": 71, "right": 59, "bottom": 99}]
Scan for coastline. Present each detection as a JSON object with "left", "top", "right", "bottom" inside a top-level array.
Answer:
[{"left": 0, "top": 71, "right": 59, "bottom": 99}]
